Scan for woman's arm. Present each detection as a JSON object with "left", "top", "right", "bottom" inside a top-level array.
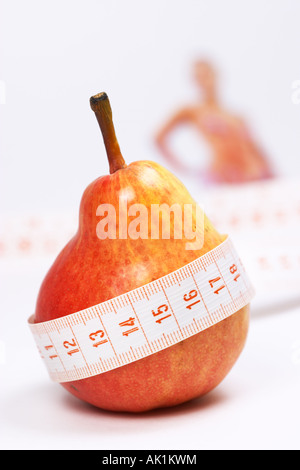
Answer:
[{"left": 155, "top": 107, "right": 194, "bottom": 173}]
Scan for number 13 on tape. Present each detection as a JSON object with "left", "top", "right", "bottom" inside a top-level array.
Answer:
[{"left": 28, "top": 237, "right": 255, "bottom": 383}]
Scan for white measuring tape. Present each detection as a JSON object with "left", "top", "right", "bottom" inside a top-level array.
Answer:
[{"left": 28, "top": 237, "right": 255, "bottom": 383}]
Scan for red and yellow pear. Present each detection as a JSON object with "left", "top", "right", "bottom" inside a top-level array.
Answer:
[{"left": 34, "top": 93, "right": 249, "bottom": 412}]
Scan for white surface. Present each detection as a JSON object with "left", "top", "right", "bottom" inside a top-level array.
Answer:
[
  {"left": 1, "top": 0, "right": 300, "bottom": 217},
  {"left": 1, "top": 256, "right": 300, "bottom": 451}
]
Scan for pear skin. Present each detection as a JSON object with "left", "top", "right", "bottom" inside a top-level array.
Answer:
[{"left": 34, "top": 94, "right": 249, "bottom": 412}]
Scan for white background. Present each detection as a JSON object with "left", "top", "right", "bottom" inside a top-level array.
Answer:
[
  {"left": 1, "top": 0, "right": 300, "bottom": 451},
  {"left": 1, "top": 0, "right": 300, "bottom": 213}
]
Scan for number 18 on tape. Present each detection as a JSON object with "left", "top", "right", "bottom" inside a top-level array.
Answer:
[{"left": 28, "top": 237, "right": 255, "bottom": 383}]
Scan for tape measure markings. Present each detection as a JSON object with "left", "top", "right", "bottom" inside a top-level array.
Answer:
[
  {"left": 128, "top": 296, "right": 154, "bottom": 354},
  {"left": 91, "top": 304, "right": 125, "bottom": 372},
  {"left": 43, "top": 326, "right": 67, "bottom": 375},
  {"left": 159, "top": 281, "right": 184, "bottom": 336},
  {"left": 67, "top": 317, "right": 92, "bottom": 376},
  {"left": 91, "top": 305, "right": 121, "bottom": 367},
  {"left": 213, "top": 252, "right": 236, "bottom": 308},
  {"left": 28, "top": 237, "right": 255, "bottom": 383}
]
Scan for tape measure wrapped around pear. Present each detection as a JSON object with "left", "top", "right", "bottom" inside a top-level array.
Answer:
[{"left": 32, "top": 92, "right": 252, "bottom": 413}]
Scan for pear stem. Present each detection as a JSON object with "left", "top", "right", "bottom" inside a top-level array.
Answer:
[{"left": 90, "top": 92, "right": 127, "bottom": 174}]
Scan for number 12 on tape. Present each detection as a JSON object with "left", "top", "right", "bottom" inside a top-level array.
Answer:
[{"left": 28, "top": 237, "right": 255, "bottom": 383}]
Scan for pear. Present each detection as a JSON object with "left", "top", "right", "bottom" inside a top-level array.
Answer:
[{"left": 34, "top": 93, "right": 249, "bottom": 412}]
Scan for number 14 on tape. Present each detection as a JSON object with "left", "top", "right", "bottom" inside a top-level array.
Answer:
[{"left": 28, "top": 237, "right": 255, "bottom": 383}]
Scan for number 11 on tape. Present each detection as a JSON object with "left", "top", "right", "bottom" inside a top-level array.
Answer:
[{"left": 28, "top": 237, "right": 255, "bottom": 383}]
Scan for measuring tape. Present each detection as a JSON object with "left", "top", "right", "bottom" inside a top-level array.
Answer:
[{"left": 28, "top": 236, "right": 255, "bottom": 383}]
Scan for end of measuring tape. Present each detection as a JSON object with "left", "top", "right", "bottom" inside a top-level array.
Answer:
[{"left": 28, "top": 237, "right": 255, "bottom": 383}]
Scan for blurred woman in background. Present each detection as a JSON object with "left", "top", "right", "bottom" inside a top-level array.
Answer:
[{"left": 155, "top": 60, "right": 275, "bottom": 185}]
